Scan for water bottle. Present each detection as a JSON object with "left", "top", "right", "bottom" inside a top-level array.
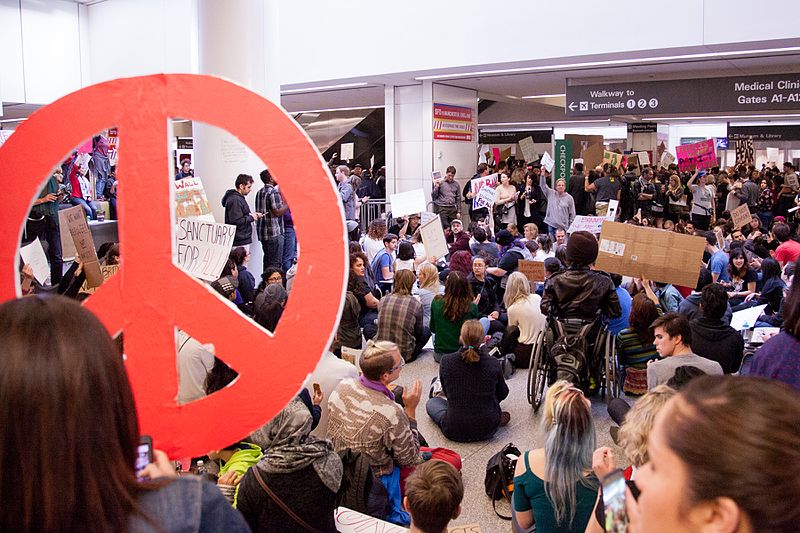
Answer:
[{"left": 196, "top": 460, "right": 206, "bottom": 477}]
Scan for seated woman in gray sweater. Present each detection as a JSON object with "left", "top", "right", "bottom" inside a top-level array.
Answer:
[{"left": 426, "top": 320, "right": 510, "bottom": 442}]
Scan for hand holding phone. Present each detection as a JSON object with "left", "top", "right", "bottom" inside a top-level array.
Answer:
[
  {"left": 135, "top": 435, "right": 153, "bottom": 479},
  {"left": 602, "top": 469, "right": 628, "bottom": 533}
]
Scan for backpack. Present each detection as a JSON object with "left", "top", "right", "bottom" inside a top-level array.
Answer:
[
  {"left": 549, "top": 320, "right": 594, "bottom": 390},
  {"left": 336, "top": 449, "right": 388, "bottom": 519},
  {"left": 484, "top": 330, "right": 516, "bottom": 379},
  {"left": 484, "top": 443, "right": 521, "bottom": 520},
  {"left": 370, "top": 249, "right": 390, "bottom": 282}
]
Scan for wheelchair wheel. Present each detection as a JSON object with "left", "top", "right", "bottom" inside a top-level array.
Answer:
[
  {"left": 526, "top": 331, "right": 541, "bottom": 405},
  {"left": 529, "top": 331, "right": 549, "bottom": 412}
]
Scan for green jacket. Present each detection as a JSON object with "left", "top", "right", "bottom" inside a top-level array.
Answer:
[{"left": 219, "top": 442, "right": 263, "bottom": 508}]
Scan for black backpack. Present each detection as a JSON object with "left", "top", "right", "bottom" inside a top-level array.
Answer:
[
  {"left": 336, "top": 449, "right": 388, "bottom": 519},
  {"left": 484, "top": 443, "right": 521, "bottom": 520},
  {"left": 549, "top": 320, "right": 594, "bottom": 390}
]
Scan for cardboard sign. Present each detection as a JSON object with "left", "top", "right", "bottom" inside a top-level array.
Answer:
[
  {"left": 676, "top": 139, "right": 716, "bottom": 171},
  {"left": 175, "top": 177, "right": 214, "bottom": 220},
  {"left": 568, "top": 215, "right": 606, "bottom": 234},
  {"left": 335, "top": 508, "right": 408, "bottom": 532},
  {"left": 449, "top": 525, "right": 483, "bottom": 533},
  {"left": 390, "top": 188, "right": 427, "bottom": 218},
  {"left": 0, "top": 75, "right": 347, "bottom": 460},
  {"left": 62, "top": 205, "right": 103, "bottom": 287},
  {"left": 582, "top": 143, "right": 605, "bottom": 170},
  {"left": 714, "top": 226, "right": 726, "bottom": 250},
  {"left": 603, "top": 150, "right": 623, "bottom": 168},
  {"left": 420, "top": 215, "right": 449, "bottom": 260},
  {"left": 20, "top": 238, "right": 50, "bottom": 285},
  {"left": 517, "top": 260, "right": 546, "bottom": 282},
  {"left": 605, "top": 199, "right": 619, "bottom": 221},
  {"left": 730, "top": 203, "right": 752, "bottom": 229},
  {"left": 518, "top": 136, "right": 538, "bottom": 162},
  {"left": 595, "top": 221, "right": 706, "bottom": 287},
  {"left": 340, "top": 346, "right": 361, "bottom": 368},
  {"left": 540, "top": 152, "right": 555, "bottom": 172},
  {"left": 634, "top": 151, "right": 651, "bottom": 166},
  {"left": 471, "top": 173, "right": 498, "bottom": 210},
  {"left": 174, "top": 219, "right": 236, "bottom": 281},
  {"left": 79, "top": 264, "right": 120, "bottom": 294}
]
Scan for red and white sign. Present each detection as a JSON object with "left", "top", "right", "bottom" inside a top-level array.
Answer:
[{"left": 433, "top": 103, "right": 474, "bottom": 142}]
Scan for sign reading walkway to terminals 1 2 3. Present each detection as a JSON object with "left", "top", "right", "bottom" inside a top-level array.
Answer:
[{"left": 565, "top": 73, "right": 800, "bottom": 117}]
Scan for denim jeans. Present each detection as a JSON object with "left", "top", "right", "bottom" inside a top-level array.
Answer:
[
  {"left": 261, "top": 235, "right": 284, "bottom": 271},
  {"left": 282, "top": 226, "right": 296, "bottom": 272},
  {"left": 70, "top": 197, "right": 96, "bottom": 220},
  {"left": 426, "top": 396, "right": 448, "bottom": 429}
]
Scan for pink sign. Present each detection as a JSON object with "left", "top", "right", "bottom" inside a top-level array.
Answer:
[{"left": 676, "top": 139, "right": 716, "bottom": 172}]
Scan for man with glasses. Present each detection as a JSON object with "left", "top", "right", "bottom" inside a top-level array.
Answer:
[{"left": 327, "top": 340, "right": 423, "bottom": 524}]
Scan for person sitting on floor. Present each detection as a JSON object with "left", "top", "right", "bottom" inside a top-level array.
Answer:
[
  {"left": 426, "top": 320, "right": 509, "bottom": 442},
  {"left": 689, "top": 283, "right": 744, "bottom": 373},
  {"left": 404, "top": 460, "right": 464, "bottom": 533},
  {"left": 648, "top": 312, "right": 723, "bottom": 389},
  {"left": 376, "top": 269, "right": 430, "bottom": 362}
]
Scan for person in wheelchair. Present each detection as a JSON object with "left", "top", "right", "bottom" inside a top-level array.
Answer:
[{"left": 540, "top": 231, "right": 621, "bottom": 388}]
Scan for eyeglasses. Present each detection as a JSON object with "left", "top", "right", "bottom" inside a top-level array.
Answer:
[{"left": 388, "top": 359, "right": 406, "bottom": 373}]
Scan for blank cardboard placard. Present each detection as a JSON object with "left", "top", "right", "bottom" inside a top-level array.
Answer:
[
  {"left": 595, "top": 221, "right": 705, "bottom": 288},
  {"left": 730, "top": 203, "right": 751, "bottom": 229},
  {"left": 390, "top": 188, "right": 427, "bottom": 218},
  {"left": 517, "top": 260, "right": 546, "bottom": 282},
  {"left": 0, "top": 75, "right": 347, "bottom": 459},
  {"left": 582, "top": 143, "right": 605, "bottom": 170}
]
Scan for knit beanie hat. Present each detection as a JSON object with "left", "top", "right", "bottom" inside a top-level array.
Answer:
[
  {"left": 565, "top": 231, "right": 599, "bottom": 267},
  {"left": 495, "top": 230, "right": 514, "bottom": 246}
]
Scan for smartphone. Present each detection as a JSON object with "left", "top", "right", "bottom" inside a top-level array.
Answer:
[
  {"left": 312, "top": 383, "right": 322, "bottom": 396},
  {"left": 602, "top": 469, "right": 628, "bottom": 533},
  {"left": 135, "top": 435, "right": 153, "bottom": 479}
]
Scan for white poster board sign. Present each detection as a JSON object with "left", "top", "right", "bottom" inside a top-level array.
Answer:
[
  {"left": 471, "top": 173, "right": 498, "bottom": 210},
  {"left": 420, "top": 215, "right": 449, "bottom": 260},
  {"left": 475, "top": 183, "right": 497, "bottom": 208},
  {"left": 174, "top": 219, "right": 236, "bottom": 281},
  {"left": 540, "top": 152, "right": 555, "bottom": 172},
  {"left": 389, "top": 188, "right": 427, "bottom": 218},
  {"left": 634, "top": 151, "right": 651, "bottom": 166},
  {"left": 660, "top": 151, "right": 676, "bottom": 168},
  {"left": 567, "top": 215, "right": 606, "bottom": 234},
  {"left": 730, "top": 304, "right": 767, "bottom": 331},
  {"left": 340, "top": 142, "right": 354, "bottom": 161},
  {"left": 518, "top": 136, "right": 538, "bottom": 162},
  {"left": 420, "top": 211, "right": 437, "bottom": 225},
  {"left": 175, "top": 177, "right": 215, "bottom": 221},
  {"left": 20, "top": 239, "right": 50, "bottom": 285},
  {"left": 605, "top": 199, "right": 619, "bottom": 221}
]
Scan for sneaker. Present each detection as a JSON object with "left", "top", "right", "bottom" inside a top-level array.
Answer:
[{"left": 429, "top": 376, "right": 443, "bottom": 399}]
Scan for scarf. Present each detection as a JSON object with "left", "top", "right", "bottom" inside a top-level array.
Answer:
[
  {"left": 252, "top": 397, "right": 342, "bottom": 492},
  {"left": 358, "top": 375, "right": 395, "bottom": 401}
]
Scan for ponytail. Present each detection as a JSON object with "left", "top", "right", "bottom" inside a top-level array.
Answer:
[{"left": 458, "top": 320, "right": 485, "bottom": 364}]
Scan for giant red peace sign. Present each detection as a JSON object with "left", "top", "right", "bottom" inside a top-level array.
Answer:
[{"left": 0, "top": 75, "right": 347, "bottom": 458}]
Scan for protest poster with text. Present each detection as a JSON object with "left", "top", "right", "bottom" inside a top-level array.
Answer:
[
  {"left": 540, "top": 152, "right": 555, "bottom": 173},
  {"left": 174, "top": 218, "right": 236, "bottom": 281},
  {"left": 471, "top": 173, "right": 498, "bottom": 210},
  {"left": 175, "top": 177, "right": 214, "bottom": 221},
  {"left": 568, "top": 215, "right": 606, "bottom": 234},
  {"left": 730, "top": 203, "right": 752, "bottom": 229},
  {"left": 676, "top": 139, "right": 716, "bottom": 172},
  {"left": 517, "top": 260, "right": 546, "bottom": 282},
  {"left": 79, "top": 264, "right": 120, "bottom": 294},
  {"left": 62, "top": 205, "right": 104, "bottom": 287},
  {"left": 603, "top": 150, "right": 623, "bottom": 168},
  {"left": 420, "top": 215, "right": 449, "bottom": 260}
]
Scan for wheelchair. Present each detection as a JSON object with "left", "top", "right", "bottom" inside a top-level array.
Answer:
[{"left": 527, "top": 316, "right": 622, "bottom": 412}]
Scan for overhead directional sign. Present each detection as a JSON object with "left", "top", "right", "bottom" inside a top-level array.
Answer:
[{"left": 566, "top": 73, "right": 800, "bottom": 117}]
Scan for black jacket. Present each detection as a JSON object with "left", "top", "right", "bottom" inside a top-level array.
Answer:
[
  {"left": 690, "top": 316, "right": 744, "bottom": 374},
  {"left": 222, "top": 189, "right": 254, "bottom": 246},
  {"left": 540, "top": 267, "right": 621, "bottom": 321}
]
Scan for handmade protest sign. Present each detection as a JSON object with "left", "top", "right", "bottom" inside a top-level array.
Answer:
[
  {"left": 786, "top": 172, "right": 799, "bottom": 190},
  {"left": 475, "top": 182, "right": 498, "bottom": 208},
  {"left": 518, "top": 136, "right": 538, "bottom": 162},
  {"left": 540, "top": 152, "right": 555, "bottom": 172},
  {"left": 582, "top": 143, "right": 605, "bottom": 170},
  {"left": 730, "top": 203, "right": 752, "bottom": 229},
  {"left": 661, "top": 151, "right": 676, "bottom": 168},
  {"left": 676, "top": 139, "right": 716, "bottom": 171},
  {"left": 174, "top": 219, "right": 236, "bottom": 281},
  {"left": 62, "top": 205, "right": 104, "bottom": 287},
  {"left": 603, "top": 150, "right": 623, "bottom": 168},
  {"left": 568, "top": 215, "right": 606, "bottom": 234},
  {"left": 595, "top": 221, "right": 705, "bottom": 287},
  {"left": 390, "top": 188, "right": 426, "bottom": 218},
  {"left": 79, "top": 264, "right": 120, "bottom": 294},
  {"left": 471, "top": 173, "right": 498, "bottom": 210},
  {"left": 175, "top": 177, "right": 214, "bottom": 220},
  {"left": 634, "top": 151, "right": 651, "bottom": 166},
  {"left": 0, "top": 75, "right": 346, "bottom": 458},
  {"left": 19, "top": 238, "right": 50, "bottom": 285},
  {"left": 517, "top": 260, "right": 546, "bottom": 282},
  {"left": 605, "top": 199, "right": 619, "bottom": 221},
  {"left": 420, "top": 215, "right": 449, "bottom": 259}
]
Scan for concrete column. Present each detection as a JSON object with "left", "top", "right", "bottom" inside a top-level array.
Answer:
[{"left": 193, "top": 0, "right": 280, "bottom": 280}]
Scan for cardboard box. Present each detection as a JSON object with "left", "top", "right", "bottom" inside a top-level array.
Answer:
[{"left": 595, "top": 221, "right": 706, "bottom": 288}]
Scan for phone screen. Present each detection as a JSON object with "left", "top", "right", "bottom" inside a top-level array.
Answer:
[
  {"left": 135, "top": 436, "right": 153, "bottom": 478},
  {"left": 602, "top": 469, "right": 628, "bottom": 533}
]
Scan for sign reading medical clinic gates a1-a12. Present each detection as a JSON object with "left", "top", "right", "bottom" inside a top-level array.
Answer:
[{"left": 565, "top": 73, "right": 800, "bottom": 117}]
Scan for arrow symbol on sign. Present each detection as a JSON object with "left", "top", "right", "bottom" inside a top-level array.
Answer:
[{"left": 568, "top": 102, "right": 577, "bottom": 111}]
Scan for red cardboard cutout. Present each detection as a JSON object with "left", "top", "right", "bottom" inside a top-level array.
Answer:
[{"left": 0, "top": 75, "right": 347, "bottom": 458}]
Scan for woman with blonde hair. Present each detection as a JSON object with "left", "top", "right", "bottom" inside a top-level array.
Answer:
[
  {"left": 504, "top": 272, "right": 547, "bottom": 368},
  {"left": 513, "top": 381, "right": 599, "bottom": 532},
  {"left": 426, "top": 320, "right": 510, "bottom": 442},
  {"left": 413, "top": 262, "right": 443, "bottom": 329}
]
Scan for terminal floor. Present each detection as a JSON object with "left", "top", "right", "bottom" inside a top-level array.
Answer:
[{"left": 397, "top": 346, "right": 626, "bottom": 531}]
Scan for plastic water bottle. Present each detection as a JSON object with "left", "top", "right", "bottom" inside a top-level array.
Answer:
[{"left": 196, "top": 460, "right": 206, "bottom": 477}]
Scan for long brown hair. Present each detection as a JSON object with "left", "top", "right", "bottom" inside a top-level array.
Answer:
[
  {"left": 664, "top": 376, "right": 800, "bottom": 530},
  {"left": 0, "top": 296, "right": 157, "bottom": 532},
  {"left": 629, "top": 293, "right": 659, "bottom": 344},
  {"left": 438, "top": 271, "right": 473, "bottom": 322},
  {"left": 782, "top": 258, "right": 800, "bottom": 338},
  {"left": 459, "top": 320, "right": 484, "bottom": 363}
]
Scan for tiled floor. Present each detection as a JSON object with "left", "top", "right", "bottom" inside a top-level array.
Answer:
[{"left": 397, "top": 347, "right": 626, "bottom": 531}]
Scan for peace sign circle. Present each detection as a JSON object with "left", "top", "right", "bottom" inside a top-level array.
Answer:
[{"left": 0, "top": 75, "right": 347, "bottom": 458}]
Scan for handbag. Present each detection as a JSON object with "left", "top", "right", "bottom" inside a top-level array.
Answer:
[
  {"left": 252, "top": 467, "right": 324, "bottom": 533},
  {"left": 484, "top": 442, "right": 521, "bottom": 520}
]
